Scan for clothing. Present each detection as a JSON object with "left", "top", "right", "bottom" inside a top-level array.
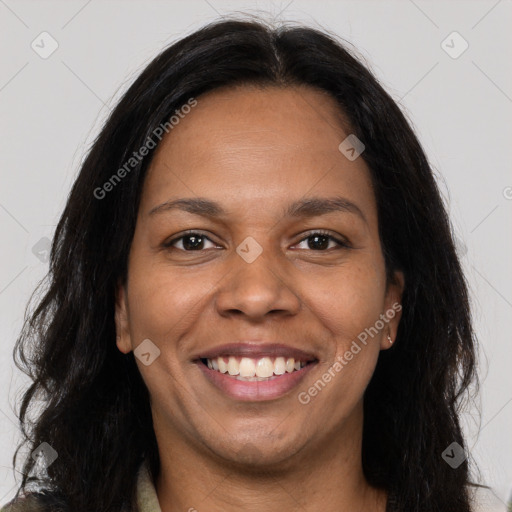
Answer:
[
  {"left": 136, "top": 468, "right": 505, "bottom": 511},
  {"left": 0, "top": 465, "right": 160, "bottom": 512},
  {"left": 0, "top": 463, "right": 503, "bottom": 511},
  {"left": 135, "top": 467, "right": 504, "bottom": 511},
  {"left": 135, "top": 463, "right": 162, "bottom": 512}
]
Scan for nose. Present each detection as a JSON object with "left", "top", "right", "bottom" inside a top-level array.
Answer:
[{"left": 214, "top": 248, "right": 301, "bottom": 320}]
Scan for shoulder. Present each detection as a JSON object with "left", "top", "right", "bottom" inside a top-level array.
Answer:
[
  {"left": 1, "top": 463, "right": 151, "bottom": 512},
  {"left": 469, "top": 484, "right": 506, "bottom": 512},
  {"left": 1, "top": 496, "right": 44, "bottom": 512},
  {"left": 1, "top": 492, "right": 66, "bottom": 512}
]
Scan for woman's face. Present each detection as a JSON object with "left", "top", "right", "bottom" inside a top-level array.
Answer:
[{"left": 116, "top": 85, "right": 403, "bottom": 467}]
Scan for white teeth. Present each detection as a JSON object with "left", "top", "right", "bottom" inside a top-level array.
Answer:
[
  {"left": 239, "top": 357, "right": 256, "bottom": 377},
  {"left": 218, "top": 357, "right": 228, "bottom": 374},
  {"left": 205, "top": 355, "right": 310, "bottom": 378},
  {"left": 274, "top": 357, "right": 286, "bottom": 375},
  {"left": 256, "top": 357, "right": 274, "bottom": 378},
  {"left": 227, "top": 356, "right": 239, "bottom": 376}
]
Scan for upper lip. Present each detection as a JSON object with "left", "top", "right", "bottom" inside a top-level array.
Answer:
[{"left": 194, "top": 342, "right": 318, "bottom": 362}]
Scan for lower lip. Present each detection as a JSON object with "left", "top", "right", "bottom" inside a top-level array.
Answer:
[{"left": 195, "top": 360, "right": 318, "bottom": 401}]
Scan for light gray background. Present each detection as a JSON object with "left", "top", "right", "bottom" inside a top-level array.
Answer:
[{"left": 1, "top": 0, "right": 511, "bottom": 508}]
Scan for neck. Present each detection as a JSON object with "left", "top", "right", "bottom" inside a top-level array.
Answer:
[{"left": 154, "top": 404, "right": 387, "bottom": 512}]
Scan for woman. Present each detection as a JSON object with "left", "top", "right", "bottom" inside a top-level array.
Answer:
[{"left": 3, "top": 17, "right": 480, "bottom": 512}]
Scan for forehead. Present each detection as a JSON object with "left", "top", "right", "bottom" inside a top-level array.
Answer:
[{"left": 141, "top": 85, "right": 376, "bottom": 222}]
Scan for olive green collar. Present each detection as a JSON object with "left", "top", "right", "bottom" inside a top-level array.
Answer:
[{"left": 136, "top": 463, "right": 161, "bottom": 512}]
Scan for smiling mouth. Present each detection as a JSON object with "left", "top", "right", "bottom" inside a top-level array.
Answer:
[{"left": 199, "top": 355, "right": 316, "bottom": 381}]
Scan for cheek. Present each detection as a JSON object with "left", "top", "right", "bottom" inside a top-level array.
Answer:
[
  {"left": 299, "top": 262, "right": 385, "bottom": 417},
  {"left": 307, "top": 259, "right": 386, "bottom": 344},
  {"left": 125, "top": 254, "right": 213, "bottom": 342}
]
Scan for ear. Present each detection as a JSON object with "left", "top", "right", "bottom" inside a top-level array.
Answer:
[
  {"left": 115, "top": 281, "right": 132, "bottom": 354},
  {"left": 380, "top": 270, "right": 405, "bottom": 350}
]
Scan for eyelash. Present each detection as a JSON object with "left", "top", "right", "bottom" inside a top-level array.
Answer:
[{"left": 164, "top": 230, "right": 349, "bottom": 252}]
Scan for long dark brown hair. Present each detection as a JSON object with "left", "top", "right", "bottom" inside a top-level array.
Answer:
[{"left": 9, "top": 17, "right": 478, "bottom": 512}]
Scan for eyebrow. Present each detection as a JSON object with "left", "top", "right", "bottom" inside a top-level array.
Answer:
[{"left": 148, "top": 196, "right": 367, "bottom": 224}]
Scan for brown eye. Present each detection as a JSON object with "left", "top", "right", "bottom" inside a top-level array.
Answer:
[
  {"left": 165, "top": 232, "right": 218, "bottom": 251},
  {"left": 295, "top": 231, "right": 348, "bottom": 251}
]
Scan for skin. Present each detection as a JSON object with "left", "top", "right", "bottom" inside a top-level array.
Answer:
[{"left": 116, "top": 84, "right": 404, "bottom": 512}]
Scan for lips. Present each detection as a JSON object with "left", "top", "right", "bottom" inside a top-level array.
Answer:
[
  {"left": 193, "top": 342, "right": 318, "bottom": 362},
  {"left": 196, "top": 357, "right": 318, "bottom": 401}
]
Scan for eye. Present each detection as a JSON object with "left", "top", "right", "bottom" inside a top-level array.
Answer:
[
  {"left": 293, "top": 231, "right": 349, "bottom": 251},
  {"left": 164, "top": 231, "right": 219, "bottom": 251},
  {"left": 164, "top": 230, "right": 349, "bottom": 252}
]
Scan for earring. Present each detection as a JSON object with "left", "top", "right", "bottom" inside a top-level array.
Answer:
[{"left": 387, "top": 333, "right": 394, "bottom": 346}]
